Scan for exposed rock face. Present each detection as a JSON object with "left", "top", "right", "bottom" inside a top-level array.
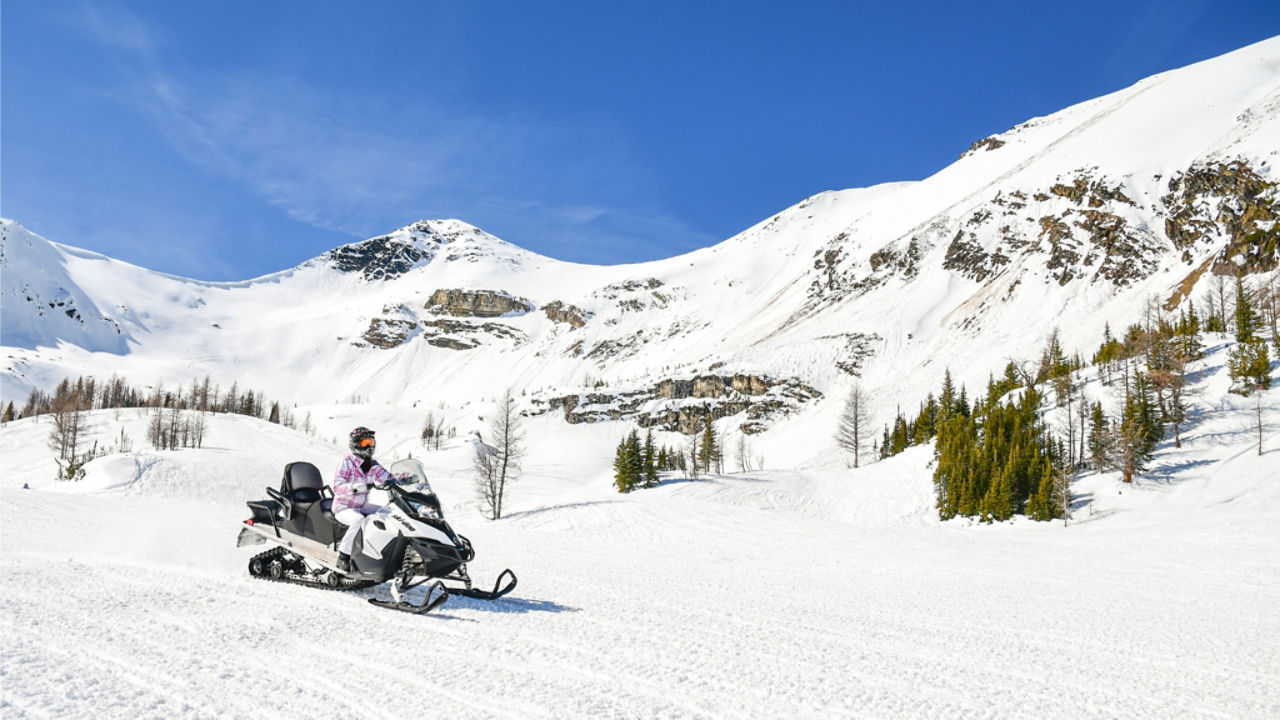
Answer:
[
  {"left": 1161, "top": 161, "right": 1279, "bottom": 274},
  {"left": 426, "top": 289, "right": 534, "bottom": 317},
  {"left": 809, "top": 231, "right": 935, "bottom": 305},
  {"left": 593, "top": 277, "right": 678, "bottom": 313},
  {"left": 542, "top": 300, "right": 589, "bottom": 328},
  {"left": 936, "top": 170, "right": 1161, "bottom": 287},
  {"left": 533, "top": 374, "right": 822, "bottom": 435},
  {"left": 327, "top": 234, "right": 431, "bottom": 281},
  {"left": 961, "top": 136, "right": 1006, "bottom": 158},
  {"left": 943, "top": 231, "right": 1007, "bottom": 283},
  {"left": 868, "top": 237, "right": 925, "bottom": 279},
  {"left": 822, "top": 332, "right": 880, "bottom": 376},
  {"left": 360, "top": 318, "right": 417, "bottom": 348},
  {"left": 1049, "top": 176, "right": 1134, "bottom": 208},
  {"left": 421, "top": 319, "right": 526, "bottom": 350},
  {"left": 811, "top": 161, "right": 1277, "bottom": 307},
  {"left": 654, "top": 374, "right": 772, "bottom": 400}
]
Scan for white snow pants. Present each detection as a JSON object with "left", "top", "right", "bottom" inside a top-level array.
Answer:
[{"left": 335, "top": 504, "right": 383, "bottom": 555}]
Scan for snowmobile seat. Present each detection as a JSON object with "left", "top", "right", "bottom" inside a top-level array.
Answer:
[
  {"left": 281, "top": 461, "right": 325, "bottom": 501},
  {"left": 274, "top": 462, "right": 344, "bottom": 546}
]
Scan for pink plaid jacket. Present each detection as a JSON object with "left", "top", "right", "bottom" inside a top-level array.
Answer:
[{"left": 332, "top": 455, "right": 395, "bottom": 512}]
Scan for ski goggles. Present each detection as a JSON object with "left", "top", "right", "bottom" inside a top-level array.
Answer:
[{"left": 357, "top": 436, "right": 376, "bottom": 449}]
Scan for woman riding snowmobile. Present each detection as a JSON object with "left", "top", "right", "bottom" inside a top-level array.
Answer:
[{"left": 333, "top": 426, "right": 396, "bottom": 572}]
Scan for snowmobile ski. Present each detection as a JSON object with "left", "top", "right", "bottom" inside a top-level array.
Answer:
[
  {"left": 367, "top": 579, "right": 450, "bottom": 614},
  {"left": 449, "top": 568, "right": 518, "bottom": 601}
]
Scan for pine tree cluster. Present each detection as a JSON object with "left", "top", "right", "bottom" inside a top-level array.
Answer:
[
  {"left": 613, "top": 429, "right": 660, "bottom": 493},
  {"left": 873, "top": 304, "right": 1222, "bottom": 523},
  {"left": 613, "top": 429, "right": 694, "bottom": 493},
  {"left": 931, "top": 381, "right": 1065, "bottom": 522}
]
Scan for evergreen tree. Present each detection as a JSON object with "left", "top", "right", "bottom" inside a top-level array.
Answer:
[
  {"left": 643, "top": 430, "right": 659, "bottom": 488},
  {"left": 1225, "top": 276, "right": 1274, "bottom": 392},
  {"left": 614, "top": 427, "right": 645, "bottom": 489},
  {"left": 1234, "top": 274, "right": 1261, "bottom": 343},
  {"left": 268, "top": 402, "right": 281, "bottom": 424},
  {"left": 614, "top": 437, "right": 629, "bottom": 491},
  {"left": 1, "top": 401, "right": 13, "bottom": 424},
  {"left": 699, "top": 418, "right": 721, "bottom": 474},
  {"left": 1230, "top": 340, "right": 1272, "bottom": 392},
  {"left": 939, "top": 370, "right": 957, "bottom": 423},
  {"left": 1025, "top": 457, "right": 1054, "bottom": 522},
  {"left": 1001, "top": 361, "right": 1022, "bottom": 394},
  {"left": 955, "top": 386, "right": 970, "bottom": 419},
  {"left": 911, "top": 395, "right": 939, "bottom": 445},
  {"left": 1087, "top": 401, "right": 1110, "bottom": 471},
  {"left": 1114, "top": 371, "right": 1160, "bottom": 483},
  {"left": 1175, "top": 304, "right": 1205, "bottom": 361},
  {"left": 932, "top": 414, "right": 973, "bottom": 520}
]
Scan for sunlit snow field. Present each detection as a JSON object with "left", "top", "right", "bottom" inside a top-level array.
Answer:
[{"left": 2, "top": 347, "right": 1277, "bottom": 719}]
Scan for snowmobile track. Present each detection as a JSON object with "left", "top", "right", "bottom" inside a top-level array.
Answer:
[{"left": 246, "top": 546, "right": 377, "bottom": 592}]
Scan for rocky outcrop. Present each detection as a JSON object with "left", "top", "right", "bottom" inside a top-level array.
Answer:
[
  {"left": 960, "top": 136, "right": 1006, "bottom": 158},
  {"left": 533, "top": 374, "right": 822, "bottom": 435},
  {"left": 542, "top": 300, "right": 589, "bottom": 328},
  {"left": 593, "top": 277, "right": 678, "bottom": 313},
  {"left": 327, "top": 234, "right": 431, "bottom": 281},
  {"left": 355, "top": 307, "right": 527, "bottom": 350},
  {"left": 1049, "top": 175, "right": 1134, "bottom": 208},
  {"left": 360, "top": 318, "right": 417, "bottom": 348},
  {"left": 943, "top": 231, "right": 1008, "bottom": 283},
  {"left": 420, "top": 319, "right": 526, "bottom": 350},
  {"left": 868, "top": 237, "right": 925, "bottom": 279},
  {"left": 426, "top": 289, "right": 534, "bottom": 317},
  {"left": 822, "top": 332, "right": 880, "bottom": 376},
  {"left": 1162, "top": 161, "right": 1279, "bottom": 274}
]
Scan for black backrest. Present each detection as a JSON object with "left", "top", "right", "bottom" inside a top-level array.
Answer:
[{"left": 281, "top": 462, "right": 324, "bottom": 503}]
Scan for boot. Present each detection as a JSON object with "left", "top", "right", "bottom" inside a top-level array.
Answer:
[{"left": 337, "top": 552, "right": 351, "bottom": 573}]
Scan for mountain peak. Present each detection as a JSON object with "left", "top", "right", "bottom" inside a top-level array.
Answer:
[{"left": 321, "top": 218, "right": 542, "bottom": 281}]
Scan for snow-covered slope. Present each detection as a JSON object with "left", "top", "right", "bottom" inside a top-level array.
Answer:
[
  {"left": 1, "top": 332, "right": 1276, "bottom": 718},
  {"left": 3, "top": 39, "right": 1279, "bottom": 455}
]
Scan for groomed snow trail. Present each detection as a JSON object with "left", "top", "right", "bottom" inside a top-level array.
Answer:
[{"left": 2, "top": 450, "right": 1277, "bottom": 718}]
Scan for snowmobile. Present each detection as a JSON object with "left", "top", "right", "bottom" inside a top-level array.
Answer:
[{"left": 236, "top": 458, "right": 516, "bottom": 614}]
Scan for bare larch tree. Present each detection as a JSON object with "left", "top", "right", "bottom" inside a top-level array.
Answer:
[
  {"left": 473, "top": 389, "right": 525, "bottom": 520},
  {"left": 835, "top": 383, "right": 874, "bottom": 468}
]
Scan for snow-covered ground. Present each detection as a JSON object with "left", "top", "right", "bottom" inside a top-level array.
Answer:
[{"left": 2, "top": 342, "right": 1277, "bottom": 719}]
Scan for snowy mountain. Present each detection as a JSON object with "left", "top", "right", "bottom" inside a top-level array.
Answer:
[
  {"left": 3, "top": 35, "right": 1279, "bottom": 720},
  {"left": 4, "top": 38, "right": 1278, "bottom": 449}
]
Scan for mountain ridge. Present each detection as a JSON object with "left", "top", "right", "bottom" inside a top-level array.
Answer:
[{"left": 3, "top": 37, "right": 1278, "bottom": 454}]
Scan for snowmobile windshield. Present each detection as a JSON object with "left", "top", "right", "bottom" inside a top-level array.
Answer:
[
  {"left": 387, "top": 459, "right": 443, "bottom": 521},
  {"left": 389, "top": 458, "right": 433, "bottom": 493}
]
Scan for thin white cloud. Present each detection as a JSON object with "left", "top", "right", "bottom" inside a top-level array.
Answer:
[
  {"left": 75, "top": 2, "right": 159, "bottom": 55},
  {"left": 68, "top": 8, "right": 721, "bottom": 265}
]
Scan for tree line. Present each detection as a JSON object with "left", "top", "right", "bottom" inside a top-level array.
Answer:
[
  {"left": 854, "top": 271, "right": 1273, "bottom": 523},
  {"left": 2, "top": 373, "right": 302, "bottom": 481}
]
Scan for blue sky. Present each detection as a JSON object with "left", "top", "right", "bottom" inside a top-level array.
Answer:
[{"left": 3, "top": 1, "right": 1278, "bottom": 280}]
